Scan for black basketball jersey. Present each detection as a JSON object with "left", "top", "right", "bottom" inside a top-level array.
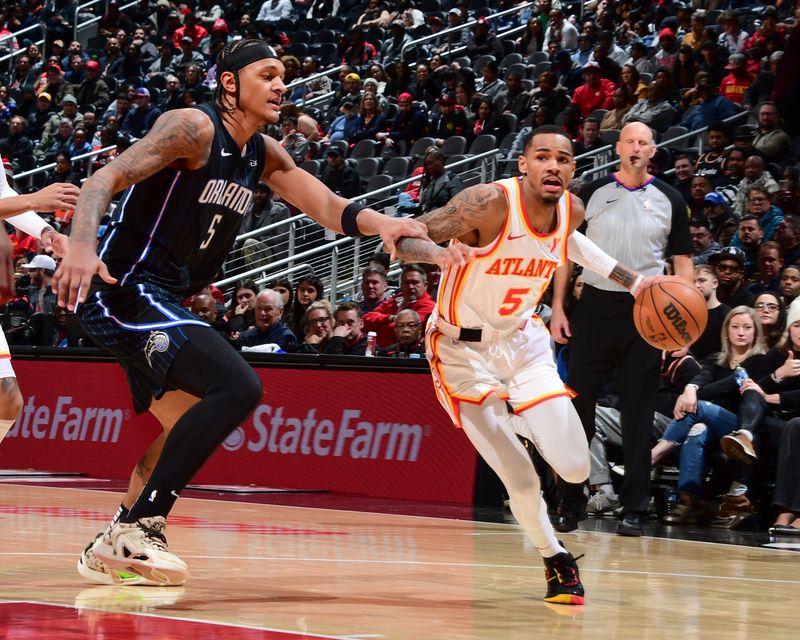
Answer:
[{"left": 97, "top": 102, "right": 266, "bottom": 296}]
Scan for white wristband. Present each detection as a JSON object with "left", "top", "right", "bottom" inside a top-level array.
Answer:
[{"left": 629, "top": 274, "right": 644, "bottom": 296}]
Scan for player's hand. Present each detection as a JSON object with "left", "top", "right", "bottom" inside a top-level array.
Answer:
[
  {"left": 631, "top": 274, "right": 666, "bottom": 298},
  {"left": 379, "top": 216, "right": 430, "bottom": 259},
  {"left": 0, "top": 230, "right": 14, "bottom": 304},
  {"left": 41, "top": 227, "right": 69, "bottom": 257},
  {"left": 433, "top": 243, "right": 474, "bottom": 270},
  {"left": 549, "top": 305, "right": 571, "bottom": 344},
  {"left": 53, "top": 239, "right": 117, "bottom": 311},
  {"left": 28, "top": 183, "right": 80, "bottom": 212}
]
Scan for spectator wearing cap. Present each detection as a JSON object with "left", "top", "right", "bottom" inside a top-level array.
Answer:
[
  {"left": 73, "top": 59, "right": 110, "bottom": 112},
  {"left": 431, "top": 93, "right": 469, "bottom": 145},
  {"left": 734, "top": 157, "right": 780, "bottom": 217},
  {"left": 319, "top": 146, "right": 361, "bottom": 199},
  {"left": 325, "top": 97, "right": 359, "bottom": 142},
  {"left": 543, "top": 7, "right": 578, "bottom": 52},
  {"left": 380, "top": 21, "right": 413, "bottom": 67},
  {"left": 690, "top": 218, "right": 721, "bottom": 266},
  {"left": 703, "top": 191, "right": 738, "bottom": 246},
  {"left": 752, "top": 101, "right": 791, "bottom": 163},
  {"left": 719, "top": 53, "right": 754, "bottom": 106},
  {"left": 35, "top": 62, "right": 72, "bottom": 106},
  {"left": 678, "top": 72, "right": 737, "bottom": 131},
  {"left": 21, "top": 254, "right": 57, "bottom": 314},
  {"left": 552, "top": 49, "right": 584, "bottom": 93},
  {"left": 26, "top": 91, "right": 54, "bottom": 141},
  {"left": 172, "top": 36, "right": 207, "bottom": 80},
  {"left": 173, "top": 12, "right": 208, "bottom": 50},
  {"left": 35, "top": 93, "right": 83, "bottom": 158},
  {"left": 717, "top": 10, "right": 748, "bottom": 56},
  {"left": 653, "top": 28, "right": 679, "bottom": 70},
  {"left": 342, "top": 29, "right": 378, "bottom": 69},
  {"left": 324, "top": 70, "right": 361, "bottom": 123},
  {"left": 744, "top": 6, "right": 785, "bottom": 56},
  {"left": 378, "top": 92, "right": 428, "bottom": 149},
  {"left": 709, "top": 246, "right": 754, "bottom": 307},
  {"left": 120, "top": 87, "right": 161, "bottom": 138},
  {"left": 466, "top": 17, "right": 504, "bottom": 59},
  {"left": 571, "top": 61, "right": 615, "bottom": 119},
  {"left": 0, "top": 115, "right": 35, "bottom": 172},
  {"left": 196, "top": 0, "right": 224, "bottom": 31},
  {"left": 435, "top": 7, "right": 469, "bottom": 55},
  {"left": 731, "top": 124, "right": 761, "bottom": 161}
]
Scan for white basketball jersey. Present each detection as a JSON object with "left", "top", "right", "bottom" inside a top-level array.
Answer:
[{"left": 434, "top": 177, "right": 572, "bottom": 333}]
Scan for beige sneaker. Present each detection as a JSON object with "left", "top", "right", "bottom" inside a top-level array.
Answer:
[
  {"left": 721, "top": 430, "right": 757, "bottom": 463},
  {"left": 77, "top": 532, "right": 159, "bottom": 586},
  {"left": 93, "top": 516, "right": 189, "bottom": 586}
]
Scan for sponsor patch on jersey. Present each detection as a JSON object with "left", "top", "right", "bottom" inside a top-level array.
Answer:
[{"left": 144, "top": 330, "right": 170, "bottom": 368}]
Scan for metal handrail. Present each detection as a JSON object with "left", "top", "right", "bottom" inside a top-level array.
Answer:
[
  {"left": 12, "top": 144, "right": 117, "bottom": 182},
  {"left": 285, "top": 65, "right": 345, "bottom": 91},
  {"left": 400, "top": 1, "right": 533, "bottom": 59},
  {"left": 74, "top": 0, "right": 140, "bottom": 37},
  {"left": 73, "top": 0, "right": 104, "bottom": 41},
  {"left": 0, "top": 22, "right": 46, "bottom": 65},
  {"left": 0, "top": 22, "right": 40, "bottom": 46}
]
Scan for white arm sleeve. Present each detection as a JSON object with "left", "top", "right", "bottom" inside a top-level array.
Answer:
[
  {"left": 567, "top": 231, "right": 643, "bottom": 294},
  {"left": 0, "top": 168, "right": 51, "bottom": 239},
  {"left": 567, "top": 231, "right": 617, "bottom": 279}
]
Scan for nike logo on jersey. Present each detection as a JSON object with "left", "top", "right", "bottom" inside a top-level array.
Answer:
[
  {"left": 221, "top": 149, "right": 233, "bottom": 156},
  {"left": 605, "top": 198, "right": 620, "bottom": 204},
  {"left": 507, "top": 233, "right": 527, "bottom": 241}
]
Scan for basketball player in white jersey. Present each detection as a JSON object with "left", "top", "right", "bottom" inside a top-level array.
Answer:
[
  {"left": 394, "top": 125, "right": 660, "bottom": 604},
  {"left": 0, "top": 169, "right": 78, "bottom": 444}
]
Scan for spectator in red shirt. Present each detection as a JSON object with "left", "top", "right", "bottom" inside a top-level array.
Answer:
[
  {"left": 719, "top": 53, "right": 754, "bottom": 105},
  {"left": 173, "top": 13, "right": 208, "bottom": 50},
  {"left": 570, "top": 61, "right": 615, "bottom": 118},
  {"left": 363, "top": 264, "right": 435, "bottom": 348}
]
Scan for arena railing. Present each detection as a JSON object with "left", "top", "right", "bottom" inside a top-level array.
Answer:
[
  {"left": 400, "top": 2, "right": 534, "bottom": 62},
  {"left": 285, "top": 66, "right": 346, "bottom": 93},
  {"left": 215, "top": 148, "right": 502, "bottom": 301},
  {"left": 0, "top": 23, "right": 47, "bottom": 67},
  {"left": 12, "top": 144, "right": 117, "bottom": 190},
  {"left": 74, "top": 0, "right": 140, "bottom": 43}
]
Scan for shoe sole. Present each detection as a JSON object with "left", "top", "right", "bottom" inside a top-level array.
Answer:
[
  {"left": 544, "top": 593, "right": 585, "bottom": 605},
  {"left": 587, "top": 502, "right": 621, "bottom": 516},
  {"left": 720, "top": 437, "right": 756, "bottom": 464},
  {"left": 617, "top": 524, "right": 643, "bottom": 537},
  {"left": 93, "top": 547, "right": 188, "bottom": 586},
  {"left": 77, "top": 554, "right": 158, "bottom": 586}
]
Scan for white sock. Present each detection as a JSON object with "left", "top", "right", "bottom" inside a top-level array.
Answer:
[{"left": 727, "top": 481, "right": 748, "bottom": 497}]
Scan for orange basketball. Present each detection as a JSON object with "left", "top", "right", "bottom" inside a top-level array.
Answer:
[{"left": 633, "top": 276, "right": 708, "bottom": 351}]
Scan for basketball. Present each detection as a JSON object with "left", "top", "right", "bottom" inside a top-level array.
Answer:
[{"left": 633, "top": 276, "right": 708, "bottom": 351}]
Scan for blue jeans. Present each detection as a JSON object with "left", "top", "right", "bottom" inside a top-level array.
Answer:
[{"left": 662, "top": 401, "right": 738, "bottom": 495}]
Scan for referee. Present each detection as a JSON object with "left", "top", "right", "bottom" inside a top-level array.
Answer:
[{"left": 550, "top": 122, "right": 693, "bottom": 537}]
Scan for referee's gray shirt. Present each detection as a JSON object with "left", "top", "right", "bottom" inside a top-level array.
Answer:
[{"left": 579, "top": 174, "right": 692, "bottom": 292}]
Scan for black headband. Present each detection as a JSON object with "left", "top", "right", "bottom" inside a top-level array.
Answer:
[{"left": 218, "top": 41, "right": 278, "bottom": 74}]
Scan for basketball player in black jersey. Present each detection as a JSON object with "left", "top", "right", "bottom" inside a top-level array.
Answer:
[{"left": 54, "top": 40, "right": 432, "bottom": 586}]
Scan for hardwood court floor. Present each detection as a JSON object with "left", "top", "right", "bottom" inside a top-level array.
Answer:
[{"left": 0, "top": 483, "right": 797, "bottom": 640}]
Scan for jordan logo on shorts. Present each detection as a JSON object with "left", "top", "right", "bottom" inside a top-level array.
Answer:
[{"left": 144, "top": 330, "right": 170, "bottom": 368}]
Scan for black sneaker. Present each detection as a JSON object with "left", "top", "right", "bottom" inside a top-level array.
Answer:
[
  {"left": 617, "top": 513, "right": 644, "bottom": 537},
  {"left": 553, "top": 510, "right": 587, "bottom": 533},
  {"left": 543, "top": 549, "right": 585, "bottom": 605}
]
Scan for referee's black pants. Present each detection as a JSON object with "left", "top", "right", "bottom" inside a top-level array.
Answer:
[{"left": 561, "top": 285, "right": 662, "bottom": 516}]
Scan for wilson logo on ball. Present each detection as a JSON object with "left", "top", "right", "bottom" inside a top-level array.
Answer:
[{"left": 662, "top": 302, "right": 692, "bottom": 343}]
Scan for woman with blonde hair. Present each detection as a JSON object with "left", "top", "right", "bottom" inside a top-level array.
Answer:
[{"left": 651, "top": 306, "right": 771, "bottom": 523}]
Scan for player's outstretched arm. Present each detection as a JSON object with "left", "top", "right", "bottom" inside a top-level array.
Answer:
[
  {"left": 261, "top": 136, "right": 429, "bottom": 256},
  {"left": 394, "top": 183, "right": 505, "bottom": 268},
  {"left": 54, "top": 109, "right": 215, "bottom": 310}
]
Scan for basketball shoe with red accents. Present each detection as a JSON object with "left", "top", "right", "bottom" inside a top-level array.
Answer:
[{"left": 543, "top": 549, "right": 585, "bottom": 605}]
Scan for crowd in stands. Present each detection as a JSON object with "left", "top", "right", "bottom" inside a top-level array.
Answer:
[{"left": 2, "top": 0, "right": 800, "bottom": 533}]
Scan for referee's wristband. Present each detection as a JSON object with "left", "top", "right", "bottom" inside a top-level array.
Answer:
[{"left": 341, "top": 202, "right": 368, "bottom": 237}]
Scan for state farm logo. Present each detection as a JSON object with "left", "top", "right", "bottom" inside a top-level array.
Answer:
[
  {"left": 223, "top": 405, "right": 427, "bottom": 462},
  {"left": 6, "top": 395, "right": 127, "bottom": 442}
]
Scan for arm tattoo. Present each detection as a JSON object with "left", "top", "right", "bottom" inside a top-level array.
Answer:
[
  {"left": 70, "top": 113, "right": 205, "bottom": 244},
  {"left": 394, "top": 236, "right": 446, "bottom": 264},
  {"left": 609, "top": 264, "right": 638, "bottom": 290}
]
